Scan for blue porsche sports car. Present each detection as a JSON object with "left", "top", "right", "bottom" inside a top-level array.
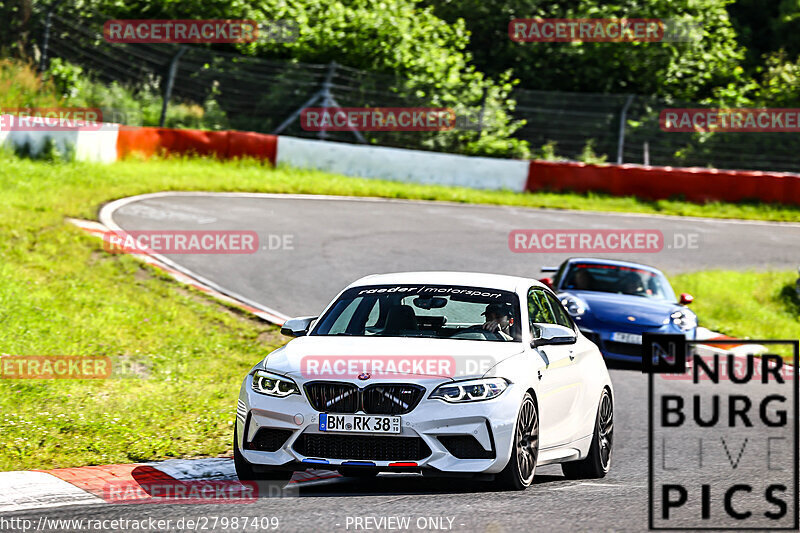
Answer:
[{"left": 539, "top": 258, "right": 697, "bottom": 362}]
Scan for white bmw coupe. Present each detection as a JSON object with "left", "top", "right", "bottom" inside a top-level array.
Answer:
[{"left": 234, "top": 272, "right": 613, "bottom": 490}]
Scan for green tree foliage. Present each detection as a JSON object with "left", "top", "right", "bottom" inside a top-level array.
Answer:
[
  {"left": 4, "top": 0, "right": 799, "bottom": 163},
  {"left": 422, "top": 0, "right": 748, "bottom": 102},
  {"left": 8, "top": 0, "right": 800, "bottom": 107},
  {"left": 728, "top": 0, "right": 800, "bottom": 67},
  {"left": 0, "top": 0, "right": 32, "bottom": 57}
]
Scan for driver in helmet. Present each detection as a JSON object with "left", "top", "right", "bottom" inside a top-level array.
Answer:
[
  {"left": 481, "top": 303, "right": 514, "bottom": 340},
  {"left": 621, "top": 272, "right": 645, "bottom": 295}
]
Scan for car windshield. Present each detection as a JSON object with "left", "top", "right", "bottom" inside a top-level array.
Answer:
[
  {"left": 312, "top": 284, "right": 522, "bottom": 342},
  {"left": 559, "top": 263, "right": 676, "bottom": 301}
]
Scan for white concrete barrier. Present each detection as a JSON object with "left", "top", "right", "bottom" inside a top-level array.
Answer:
[
  {"left": 0, "top": 115, "right": 119, "bottom": 162},
  {"left": 276, "top": 136, "right": 530, "bottom": 191}
]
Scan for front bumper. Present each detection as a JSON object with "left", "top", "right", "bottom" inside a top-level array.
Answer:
[
  {"left": 580, "top": 325, "right": 697, "bottom": 362},
  {"left": 236, "top": 375, "right": 520, "bottom": 474}
]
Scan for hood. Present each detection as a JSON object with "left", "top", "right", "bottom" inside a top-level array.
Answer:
[
  {"left": 565, "top": 290, "right": 682, "bottom": 327},
  {"left": 261, "top": 336, "right": 525, "bottom": 381}
]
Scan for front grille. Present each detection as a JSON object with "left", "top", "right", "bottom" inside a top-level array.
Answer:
[
  {"left": 305, "top": 383, "right": 360, "bottom": 413},
  {"left": 437, "top": 435, "right": 495, "bottom": 459},
  {"left": 362, "top": 385, "right": 424, "bottom": 415},
  {"left": 304, "top": 382, "right": 425, "bottom": 415},
  {"left": 246, "top": 428, "right": 293, "bottom": 452},
  {"left": 294, "top": 434, "right": 431, "bottom": 461},
  {"left": 604, "top": 341, "right": 643, "bottom": 357}
]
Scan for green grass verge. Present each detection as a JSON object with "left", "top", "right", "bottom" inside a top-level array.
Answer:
[
  {"left": 4, "top": 152, "right": 800, "bottom": 222},
  {"left": 671, "top": 271, "right": 800, "bottom": 359},
  {"left": 0, "top": 152, "right": 798, "bottom": 471}
]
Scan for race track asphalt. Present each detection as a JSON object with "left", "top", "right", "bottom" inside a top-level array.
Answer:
[
  {"left": 104, "top": 192, "right": 800, "bottom": 316},
  {"left": 8, "top": 193, "right": 797, "bottom": 532}
]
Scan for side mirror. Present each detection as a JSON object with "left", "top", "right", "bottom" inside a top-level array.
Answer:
[
  {"left": 538, "top": 277, "right": 554, "bottom": 289},
  {"left": 679, "top": 293, "right": 694, "bottom": 306},
  {"left": 531, "top": 323, "right": 577, "bottom": 347},
  {"left": 280, "top": 316, "right": 318, "bottom": 337}
]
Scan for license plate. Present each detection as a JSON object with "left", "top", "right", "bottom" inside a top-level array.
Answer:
[
  {"left": 319, "top": 413, "right": 401, "bottom": 434},
  {"left": 611, "top": 332, "right": 642, "bottom": 344}
]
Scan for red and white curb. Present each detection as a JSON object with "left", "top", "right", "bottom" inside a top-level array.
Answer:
[{"left": 0, "top": 459, "right": 341, "bottom": 512}]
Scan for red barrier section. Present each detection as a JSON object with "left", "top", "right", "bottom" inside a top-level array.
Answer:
[
  {"left": 116, "top": 127, "right": 277, "bottom": 164},
  {"left": 227, "top": 131, "right": 278, "bottom": 162},
  {"left": 526, "top": 160, "right": 800, "bottom": 206},
  {"left": 115, "top": 127, "right": 163, "bottom": 158}
]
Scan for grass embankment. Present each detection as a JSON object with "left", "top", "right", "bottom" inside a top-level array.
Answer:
[
  {"left": 0, "top": 152, "right": 798, "bottom": 471},
  {"left": 671, "top": 271, "right": 800, "bottom": 359}
]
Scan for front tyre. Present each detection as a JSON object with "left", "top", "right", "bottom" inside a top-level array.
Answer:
[
  {"left": 233, "top": 421, "right": 294, "bottom": 481},
  {"left": 496, "top": 393, "right": 539, "bottom": 490},
  {"left": 562, "top": 388, "right": 613, "bottom": 479}
]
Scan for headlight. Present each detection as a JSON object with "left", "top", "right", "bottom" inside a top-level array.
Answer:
[
  {"left": 670, "top": 310, "right": 697, "bottom": 331},
  {"left": 251, "top": 370, "right": 300, "bottom": 397},
  {"left": 429, "top": 378, "right": 509, "bottom": 403},
  {"left": 560, "top": 295, "right": 586, "bottom": 316}
]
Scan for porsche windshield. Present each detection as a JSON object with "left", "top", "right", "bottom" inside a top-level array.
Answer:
[
  {"left": 312, "top": 284, "right": 522, "bottom": 342},
  {"left": 560, "top": 263, "right": 675, "bottom": 301}
]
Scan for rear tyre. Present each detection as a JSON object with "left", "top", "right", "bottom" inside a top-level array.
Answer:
[
  {"left": 233, "top": 422, "right": 294, "bottom": 481},
  {"left": 496, "top": 393, "right": 539, "bottom": 490},
  {"left": 562, "top": 388, "right": 613, "bottom": 479}
]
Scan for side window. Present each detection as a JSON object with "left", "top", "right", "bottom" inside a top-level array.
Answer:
[
  {"left": 545, "top": 292, "right": 574, "bottom": 329},
  {"left": 527, "top": 288, "right": 555, "bottom": 327}
]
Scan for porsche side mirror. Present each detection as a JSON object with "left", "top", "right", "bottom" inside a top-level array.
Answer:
[
  {"left": 531, "top": 323, "right": 577, "bottom": 347},
  {"left": 679, "top": 293, "right": 694, "bottom": 306},
  {"left": 280, "top": 316, "right": 318, "bottom": 337}
]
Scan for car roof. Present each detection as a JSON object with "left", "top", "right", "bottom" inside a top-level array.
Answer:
[
  {"left": 346, "top": 271, "right": 541, "bottom": 292},
  {"left": 565, "top": 257, "right": 662, "bottom": 273}
]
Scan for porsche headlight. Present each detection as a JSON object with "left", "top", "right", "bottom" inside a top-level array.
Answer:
[
  {"left": 251, "top": 370, "right": 300, "bottom": 397},
  {"left": 429, "top": 378, "right": 509, "bottom": 403},
  {"left": 560, "top": 295, "right": 586, "bottom": 316},
  {"left": 670, "top": 310, "right": 697, "bottom": 331}
]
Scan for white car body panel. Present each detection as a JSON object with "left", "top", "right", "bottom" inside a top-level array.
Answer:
[{"left": 236, "top": 272, "right": 613, "bottom": 475}]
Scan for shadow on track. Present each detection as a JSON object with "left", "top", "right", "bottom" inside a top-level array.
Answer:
[
  {"left": 293, "top": 471, "right": 570, "bottom": 497},
  {"left": 604, "top": 359, "right": 643, "bottom": 372}
]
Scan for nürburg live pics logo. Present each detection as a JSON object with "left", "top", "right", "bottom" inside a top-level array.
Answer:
[{"left": 645, "top": 334, "right": 798, "bottom": 530}]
